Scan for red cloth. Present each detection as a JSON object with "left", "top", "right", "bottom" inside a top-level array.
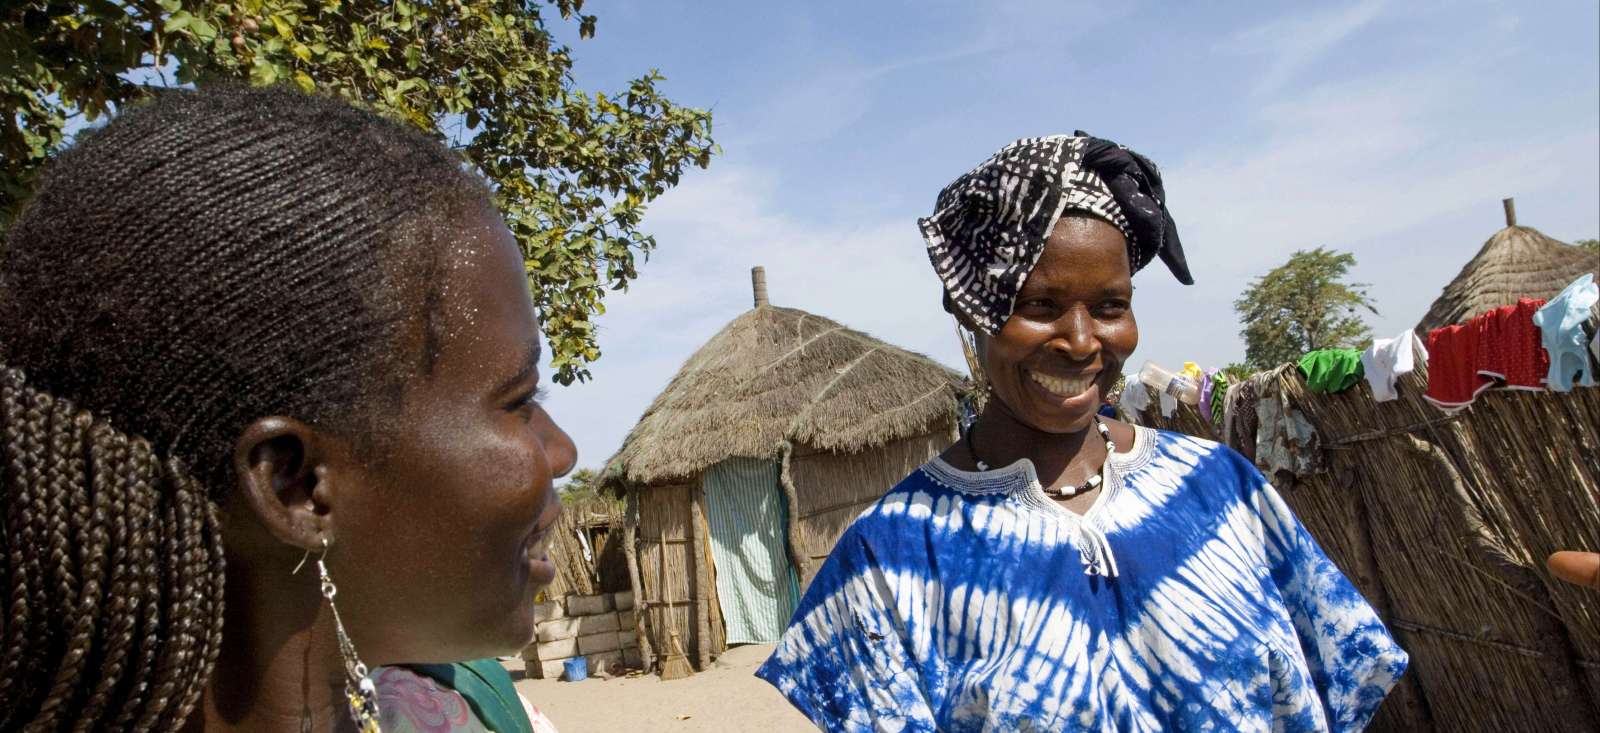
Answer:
[
  {"left": 1425, "top": 322, "right": 1486, "bottom": 408},
  {"left": 1475, "top": 299, "right": 1548, "bottom": 388},
  {"left": 1425, "top": 298, "right": 1548, "bottom": 410}
]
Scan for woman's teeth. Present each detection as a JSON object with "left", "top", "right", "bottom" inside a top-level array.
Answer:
[{"left": 1029, "top": 370, "right": 1096, "bottom": 397}]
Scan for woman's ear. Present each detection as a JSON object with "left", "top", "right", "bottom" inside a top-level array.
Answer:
[{"left": 233, "top": 416, "right": 338, "bottom": 551}]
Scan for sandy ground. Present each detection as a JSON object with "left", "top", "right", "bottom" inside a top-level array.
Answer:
[{"left": 509, "top": 644, "right": 817, "bottom": 732}]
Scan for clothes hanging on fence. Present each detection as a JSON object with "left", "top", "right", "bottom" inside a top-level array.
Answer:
[
  {"left": 1298, "top": 349, "right": 1365, "bottom": 394},
  {"left": 1159, "top": 389, "right": 1179, "bottom": 418},
  {"left": 1425, "top": 298, "right": 1548, "bottom": 411},
  {"left": 1119, "top": 382, "right": 1151, "bottom": 419},
  {"left": 1208, "top": 371, "right": 1231, "bottom": 427},
  {"left": 1475, "top": 299, "right": 1549, "bottom": 388},
  {"left": 1533, "top": 273, "right": 1598, "bottom": 391},
  {"left": 1361, "top": 330, "right": 1425, "bottom": 402},
  {"left": 1222, "top": 372, "right": 1263, "bottom": 463},
  {"left": 1255, "top": 380, "right": 1325, "bottom": 479}
]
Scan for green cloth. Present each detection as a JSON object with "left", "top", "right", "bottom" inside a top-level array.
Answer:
[
  {"left": 405, "top": 659, "right": 532, "bottom": 733},
  {"left": 1209, "top": 372, "right": 1230, "bottom": 426},
  {"left": 1298, "top": 349, "right": 1365, "bottom": 393}
]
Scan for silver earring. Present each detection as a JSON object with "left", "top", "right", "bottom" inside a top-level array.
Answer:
[{"left": 296, "top": 539, "right": 382, "bottom": 732}]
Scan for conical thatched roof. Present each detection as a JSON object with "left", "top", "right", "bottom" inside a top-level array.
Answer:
[
  {"left": 1416, "top": 200, "right": 1599, "bottom": 333},
  {"left": 603, "top": 293, "right": 966, "bottom": 489}
]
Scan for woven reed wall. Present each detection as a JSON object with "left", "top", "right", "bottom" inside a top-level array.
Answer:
[{"left": 1133, "top": 362, "right": 1600, "bottom": 732}]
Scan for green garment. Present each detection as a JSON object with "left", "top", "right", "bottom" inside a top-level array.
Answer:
[
  {"left": 1298, "top": 349, "right": 1365, "bottom": 393},
  {"left": 405, "top": 660, "right": 533, "bottom": 733},
  {"left": 1209, "top": 371, "right": 1230, "bottom": 426}
]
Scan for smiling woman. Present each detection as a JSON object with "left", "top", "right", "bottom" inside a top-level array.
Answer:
[
  {"left": 0, "top": 86, "right": 574, "bottom": 732},
  {"left": 757, "top": 133, "right": 1408, "bottom": 732}
]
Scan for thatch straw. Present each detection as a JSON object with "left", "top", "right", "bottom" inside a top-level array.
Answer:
[
  {"left": 604, "top": 304, "right": 967, "bottom": 489},
  {"left": 1416, "top": 222, "right": 1598, "bottom": 334}
]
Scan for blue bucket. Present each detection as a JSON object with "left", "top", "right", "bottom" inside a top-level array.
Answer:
[{"left": 562, "top": 657, "right": 588, "bottom": 682}]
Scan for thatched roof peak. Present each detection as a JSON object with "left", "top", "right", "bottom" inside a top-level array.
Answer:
[
  {"left": 603, "top": 283, "right": 966, "bottom": 489},
  {"left": 1416, "top": 198, "right": 1598, "bottom": 334}
]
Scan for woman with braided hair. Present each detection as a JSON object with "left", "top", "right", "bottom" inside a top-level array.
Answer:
[{"left": 0, "top": 85, "right": 574, "bottom": 731}]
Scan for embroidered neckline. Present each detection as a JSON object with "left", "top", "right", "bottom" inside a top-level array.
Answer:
[{"left": 919, "top": 425, "right": 1155, "bottom": 578}]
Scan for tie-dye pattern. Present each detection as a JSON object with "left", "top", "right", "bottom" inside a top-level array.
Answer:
[{"left": 756, "top": 427, "right": 1406, "bottom": 732}]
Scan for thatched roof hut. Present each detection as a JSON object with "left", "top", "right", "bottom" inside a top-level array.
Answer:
[
  {"left": 1416, "top": 198, "right": 1599, "bottom": 334},
  {"left": 607, "top": 267, "right": 967, "bottom": 672}
]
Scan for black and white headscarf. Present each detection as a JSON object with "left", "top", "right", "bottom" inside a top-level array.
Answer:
[{"left": 918, "top": 133, "right": 1192, "bottom": 335}]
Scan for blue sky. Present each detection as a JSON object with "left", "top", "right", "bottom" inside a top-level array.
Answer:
[{"left": 541, "top": 0, "right": 1600, "bottom": 475}]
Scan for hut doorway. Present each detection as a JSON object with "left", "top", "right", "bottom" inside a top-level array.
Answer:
[{"left": 701, "top": 456, "right": 801, "bottom": 644}]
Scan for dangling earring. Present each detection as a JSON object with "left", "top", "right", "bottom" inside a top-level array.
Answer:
[{"left": 296, "top": 538, "right": 382, "bottom": 732}]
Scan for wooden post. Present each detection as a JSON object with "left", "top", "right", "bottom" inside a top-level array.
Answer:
[
  {"left": 778, "top": 441, "right": 812, "bottom": 587},
  {"left": 689, "top": 485, "right": 713, "bottom": 669},
  {"left": 621, "top": 488, "right": 655, "bottom": 669},
  {"left": 752, "top": 266, "right": 768, "bottom": 308},
  {"left": 1502, "top": 197, "right": 1516, "bottom": 227}
]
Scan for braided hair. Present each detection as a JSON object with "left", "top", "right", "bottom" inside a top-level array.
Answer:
[{"left": 0, "top": 85, "right": 492, "bottom": 730}]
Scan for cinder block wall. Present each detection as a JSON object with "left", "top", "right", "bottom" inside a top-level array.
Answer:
[{"left": 522, "top": 591, "right": 642, "bottom": 679}]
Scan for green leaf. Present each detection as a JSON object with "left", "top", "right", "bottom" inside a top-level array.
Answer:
[{"left": 164, "top": 11, "right": 194, "bottom": 32}]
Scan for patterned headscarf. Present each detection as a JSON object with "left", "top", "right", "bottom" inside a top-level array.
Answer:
[{"left": 919, "top": 133, "right": 1192, "bottom": 335}]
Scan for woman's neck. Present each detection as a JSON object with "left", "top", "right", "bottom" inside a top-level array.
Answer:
[
  {"left": 185, "top": 550, "right": 356, "bottom": 733},
  {"left": 965, "top": 401, "right": 1102, "bottom": 489}
]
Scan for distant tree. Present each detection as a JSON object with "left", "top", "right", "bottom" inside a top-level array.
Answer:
[
  {"left": 1233, "top": 247, "right": 1377, "bottom": 370},
  {"left": 1219, "top": 362, "right": 1254, "bottom": 383},
  {"left": 557, "top": 467, "right": 600, "bottom": 503},
  {"left": 1, "top": 0, "right": 716, "bottom": 385},
  {"left": 1576, "top": 238, "right": 1599, "bottom": 254}
]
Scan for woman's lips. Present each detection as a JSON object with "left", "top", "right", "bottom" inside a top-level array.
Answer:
[{"left": 525, "top": 506, "right": 560, "bottom": 585}]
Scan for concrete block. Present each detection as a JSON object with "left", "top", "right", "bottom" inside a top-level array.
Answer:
[
  {"left": 617, "top": 611, "right": 638, "bottom": 631},
  {"left": 585, "top": 650, "right": 624, "bottom": 677},
  {"left": 533, "top": 600, "right": 564, "bottom": 623},
  {"left": 526, "top": 657, "right": 569, "bottom": 680},
  {"left": 576, "top": 612, "right": 620, "bottom": 635},
  {"left": 536, "top": 617, "right": 581, "bottom": 643},
  {"left": 577, "top": 631, "right": 621, "bottom": 655},
  {"left": 618, "top": 629, "right": 638, "bottom": 648},
  {"left": 566, "top": 593, "right": 612, "bottom": 616},
  {"left": 622, "top": 646, "right": 644, "bottom": 669},
  {"left": 613, "top": 590, "right": 635, "bottom": 610},
  {"left": 535, "top": 636, "right": 578, "bottom": 660}
]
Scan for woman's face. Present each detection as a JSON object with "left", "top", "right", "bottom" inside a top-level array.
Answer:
[
  {"left": 331, "top": 207, "right": 577, "bottom": 663},
  {"left": 980, "top": 215, "right": 1137, "bottom": 434}
]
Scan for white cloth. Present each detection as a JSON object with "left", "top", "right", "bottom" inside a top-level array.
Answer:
[
  {"left": 1158, "top": 390, "right": 1178, "bottom": 417},
  {"left": 1119, "top": 382, "right": 1151, "bottom": 416},
  {"left": 1360, "top": 330, "right": 1427, "bottom": 402}
]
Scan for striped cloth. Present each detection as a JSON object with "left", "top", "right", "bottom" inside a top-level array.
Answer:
[
  {"left": 756, "top": 427, "right": 1406, "bottom": 732},
  {"left": 702, "top": 457, "right": 802, "bottom": 645}
]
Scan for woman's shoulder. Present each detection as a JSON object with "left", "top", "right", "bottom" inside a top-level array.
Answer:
[
  {"left": 374, "top": 666, "right": 489, "bottom": 731},
  {"left": 1122, "top": 425, "right": 1267, "bottom": 496}
]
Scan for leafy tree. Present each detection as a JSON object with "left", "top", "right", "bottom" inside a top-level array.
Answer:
[
  {"left": 556, "top": 467, "right": 599, "bottom": 502},
  {"left": 1, "top": 0, "right": 715, "bottom": 384},
  {"left": 1576, "top": 238, "right": 1599, "bottom": 254},
  {"left": 1233, "top": 247, "right": 1377, "bottom": 370}
]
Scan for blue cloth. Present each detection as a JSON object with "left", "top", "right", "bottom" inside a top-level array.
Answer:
[
  {"left": 1533, "top": 273, "right": 1599, "bottom": 391},
  {"left": 756, "top": 427, "right": 1406, "bottom": 732}
]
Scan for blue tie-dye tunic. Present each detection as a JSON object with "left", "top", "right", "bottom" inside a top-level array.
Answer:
[{"left": 757, "top": 427, "right": 1406, "bottom": 732}]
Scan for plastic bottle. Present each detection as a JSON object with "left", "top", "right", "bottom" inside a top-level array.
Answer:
[{"left": 1137, "top": 361, "right": 1200, "bottom": 405}]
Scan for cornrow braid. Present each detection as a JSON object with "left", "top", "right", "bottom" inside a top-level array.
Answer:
[
  {"left": 0, "top": 85, "right": 492, "bottom": 731},
  {"left": 0, "top": 369, "right": 221, "bottom": 732}
]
